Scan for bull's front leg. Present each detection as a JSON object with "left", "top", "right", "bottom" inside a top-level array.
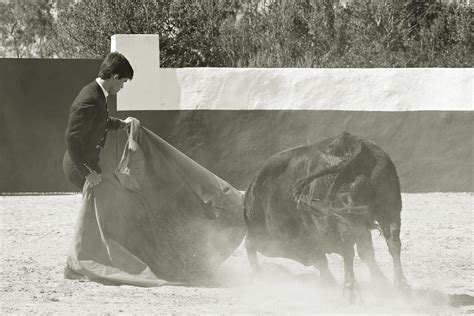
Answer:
[
  {"left": 245, "top": 235, "right": 261, "bottom": 278},
  {"left": 342, "top": 242, "right": 362, "bottom": 304},
  {"left": 313, "top": 254, "right": 337, "bottom": 285}
]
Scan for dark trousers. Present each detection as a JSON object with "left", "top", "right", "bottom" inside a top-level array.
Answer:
[
  {"left": 62, "top": 152, "right": 85, "bottom": 190},
  {"left": 63, "top": 151, "right": 101, "bottom": 191}
]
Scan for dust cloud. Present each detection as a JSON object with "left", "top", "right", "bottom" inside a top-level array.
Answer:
[{"left": 1, "top": 193, "right": 473, "bottom": 314}]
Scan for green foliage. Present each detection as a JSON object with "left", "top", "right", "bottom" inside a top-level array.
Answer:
[
  {"left": 3, "top": 0, "right": 472, "bottom": 67},
  {"left": 53, "top": 0, "right": 240, "bottom": 65},
  {"left": 0, "top": 0, "right": 61, "bottom": 57},
  {"left": 218, "top": 0, "right": 473, "bottom": 67}
]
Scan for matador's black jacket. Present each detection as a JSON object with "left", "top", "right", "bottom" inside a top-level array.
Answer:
[{"left": 63, "top": 81, "right": 123, "bottom": 188}]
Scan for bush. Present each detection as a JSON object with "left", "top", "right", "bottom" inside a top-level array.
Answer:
[{"left": 53, "top": 0, "right": 472, "bottom": 67}]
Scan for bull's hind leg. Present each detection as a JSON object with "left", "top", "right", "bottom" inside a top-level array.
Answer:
[
  {"left": 379, "top": 219, "right": 409, "bottom": 290},
  {"left": 350, "top": 176, "right": 387, "bottom": 284},
  {"left": 355, "top": 229, "right": 387, "bottom": 284}
]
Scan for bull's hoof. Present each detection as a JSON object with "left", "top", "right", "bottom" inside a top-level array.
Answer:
[
  {"left": 395, "top": 278, "right": 411, "bottom": 296},
  {"left": 343, "top": 282, "right": 363, "bottom": 305}
]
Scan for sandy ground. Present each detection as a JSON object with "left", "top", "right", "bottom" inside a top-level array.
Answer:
[{"left": 1, "top": 193, "right": 473, "bottom": 314}]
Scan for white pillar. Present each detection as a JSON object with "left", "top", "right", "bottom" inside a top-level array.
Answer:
[{"left": 111, "top": 34, "right": 160, "bottom": 111}]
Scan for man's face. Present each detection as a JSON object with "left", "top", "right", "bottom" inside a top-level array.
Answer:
[{"left": 109, "top": 75, "right": 129, "bottom": 95}]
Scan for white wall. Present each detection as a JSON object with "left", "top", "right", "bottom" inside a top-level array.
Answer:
[{"left": 112, "top": 35, "right": 473, "bottom": 112}]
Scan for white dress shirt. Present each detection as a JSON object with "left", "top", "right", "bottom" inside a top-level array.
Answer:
[{"left": 95, "top": 78, "right": 109, "bottom": 99}]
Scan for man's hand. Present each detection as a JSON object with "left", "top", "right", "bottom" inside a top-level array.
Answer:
[
  {"left": 85, "top": 171, "right": 102, "bottom": 187},
  {"left": 121, "top": 117, "right": 135, "bottom": 130}
]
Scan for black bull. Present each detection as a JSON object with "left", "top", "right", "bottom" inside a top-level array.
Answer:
[{"left": 244, "top": 132, "right": 408, "bottom": 297}]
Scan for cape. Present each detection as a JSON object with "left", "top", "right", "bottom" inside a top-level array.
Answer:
[{"left": 67, "top": 118, "right": 246, "bottom": 286}]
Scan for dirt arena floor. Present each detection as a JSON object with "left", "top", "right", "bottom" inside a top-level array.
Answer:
[{"left": 1, "top": 193, "right": 473, "bottom": 314}]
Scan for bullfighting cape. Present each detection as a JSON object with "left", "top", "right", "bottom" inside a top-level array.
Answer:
[{"left": 67, "top": 118, "right": 246, "bottom": 286}]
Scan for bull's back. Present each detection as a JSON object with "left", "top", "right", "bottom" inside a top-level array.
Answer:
[
  {"left": 244, "top": 136, "right": 401, "bottom": 221},
  {"left": 244, "top": 143, "right": 328, "bottom": 224},
  {"left": 243, "top": 142, "right": 336, "bottom": 262},
  {"left": 243, "top": 133, "right": 402, "bottom": 261}
]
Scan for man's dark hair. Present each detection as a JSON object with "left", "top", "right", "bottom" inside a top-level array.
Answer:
[{"left": 98, "top": 52, "right": 134, "bottom": 80}]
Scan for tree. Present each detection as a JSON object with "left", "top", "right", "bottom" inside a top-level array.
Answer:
[
  {"left": 54, "top": 0, "right": 241, "bottom": 66},
  {"left": 4, "top": 0, "right": 470, "bottom": 67},
  {"left": 0, "top": 0, "right": 61, "bottom": 57}
]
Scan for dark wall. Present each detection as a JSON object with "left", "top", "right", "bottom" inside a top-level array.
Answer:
[
  {"left": 0, "top": 58, "right": 112, "bottom": 192},
  {"left": 117, "top": 110, "right": 473, "bottom": 193},
  {"left": 1, "top": 59, "right": 472, "bottom": 192}
]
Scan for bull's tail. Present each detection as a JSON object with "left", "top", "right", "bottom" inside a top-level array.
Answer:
[
  {"left": 293, "top": 141, "right": 375, "bottom": 202},
  {"left": 293, "top": 164, "right": 343, "bottom": 202}
]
